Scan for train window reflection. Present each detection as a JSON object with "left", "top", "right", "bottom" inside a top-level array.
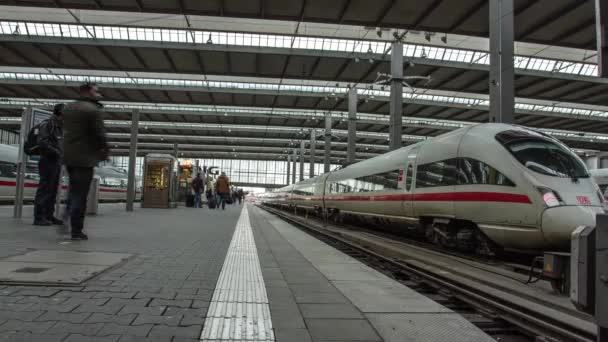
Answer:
[
  {"left": 329, "top": 169, "right": 400, "bottom": 194},
  {"left": 416, "top": 159, "right": 458, "bottom": 188},
  {"left": 0, "top": 161, "right": 16, "bottom": 177},
  {"left": 457, "top": 158, "right": 514, "bottom": 186},
  {"left": 416, "top": 158, "right": 514, "bottom": 188},
  {"left": 293, "top": 185, "right": 314, "bottom": 196}
]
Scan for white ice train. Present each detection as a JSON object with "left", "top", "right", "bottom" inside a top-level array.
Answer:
[
  {"left": 0, "top": 144, "right": 140, "bottom": 202},
  {"left": 261, "top": 123, "right": 604, "bottom": 252}
]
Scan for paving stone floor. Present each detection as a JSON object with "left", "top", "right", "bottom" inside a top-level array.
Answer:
[{"left": 0, "top": 203, "right": 243, "bottom": 342}]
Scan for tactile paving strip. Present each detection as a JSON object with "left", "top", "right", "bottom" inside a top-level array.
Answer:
[{"left": 200, "top": 206, "right": 274, "bottom": 341}]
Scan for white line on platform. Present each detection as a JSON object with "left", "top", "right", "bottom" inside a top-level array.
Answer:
[{"left": 200, "top": 206, "right": 274, "bottom": 342}]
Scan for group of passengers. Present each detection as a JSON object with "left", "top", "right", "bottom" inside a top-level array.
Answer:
[
  {"left": 190, "top": 172, "right": 244, "bottom": 210},
  {"left": 31, "top": 82, "right": 108, "bottom": 241}
]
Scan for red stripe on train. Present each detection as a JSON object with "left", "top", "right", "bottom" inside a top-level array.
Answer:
[
  {"left": 292, "top": 192, "right": 532, "bottom": 204},
  {"left": 0, "top": 180, "right": 129, "bottom": 193}
]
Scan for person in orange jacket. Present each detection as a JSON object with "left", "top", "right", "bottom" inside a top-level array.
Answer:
[{"left": 215, "top": 172, "right": 231, "bottom": 210}]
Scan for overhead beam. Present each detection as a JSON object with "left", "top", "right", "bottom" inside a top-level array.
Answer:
[
  {"left": 518, "top": 1, "right": 588, "bottom": 39},
  {"left": 0, "top": 35, "right": 605, "bottom": 85}
]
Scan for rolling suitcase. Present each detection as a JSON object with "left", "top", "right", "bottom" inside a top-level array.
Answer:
[
  {"left": 208, "top": 197, "right": 217, "bottom": 209},
  {"left": 186, "top": 193, "right": 194, "bottom": 207}
]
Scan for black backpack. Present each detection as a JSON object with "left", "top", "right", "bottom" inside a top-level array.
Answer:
[{"left": 23, "top": 122, "right": 43, "bottom": 156}]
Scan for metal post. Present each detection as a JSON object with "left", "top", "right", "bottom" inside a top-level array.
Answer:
[
  {"left": 347, "top": 87, "right": 357, "bottom": 163},
  {"left": 389, "top": 42, "right": 403, "bottom": 150},
  {"left": 126, "top": 109, "right": 139, "bottom": 212},
  {"left": 292, "top": 149, "right": 297, "bottom": 184},
  {"left": 299, "top": 140, "right": 305, "bottom": 181},
  {"left": 286, "top": 154, "right": 291, "bottom": 185},
  {"left": 489, "top": 0, "right": 514, "bottom": 123},
  {"left": 597, "top": 0, "right": 608, "bottom": 77},
  {"left": 13, "top": 107, "right": 32, "bottom": 219},
  {"left": 54, "top": 166, "right": 65, "bottom": 217},
  {"left": 309, "top": 130, "right": 316, "bottom": 178},
  {"left": 173, "top": 143, "right": 178, "bottom": 158},
  {"left": 324, "top": 112, "right": 332, "bottom": 173}
]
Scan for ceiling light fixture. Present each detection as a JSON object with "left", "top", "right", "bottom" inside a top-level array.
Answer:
[
  {"left": 441, "top": 33, "right": 447, "bottom": 44},
  {"left": 424, "top": 32, "right": 431, "bottom": 42},
  {"left": 206, "top": 34, "right": 213, "bottom": 44}
]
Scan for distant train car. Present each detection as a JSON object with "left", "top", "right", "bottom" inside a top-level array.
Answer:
[
  {"left": 262, "top": 123, "right": 603, "bottom": 252},
  {"left": 0, "top": 144, "right": 140, "bottom": 202}
]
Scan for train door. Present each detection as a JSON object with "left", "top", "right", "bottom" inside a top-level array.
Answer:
[{"left": 402, "top": 146, "right": 419, "bottom": 218}]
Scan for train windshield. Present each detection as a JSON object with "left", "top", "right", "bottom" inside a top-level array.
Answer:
[{"left": 496, "top": 130, "right": 588, "bottom": 179}]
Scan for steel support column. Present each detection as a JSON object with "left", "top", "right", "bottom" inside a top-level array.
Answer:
[
  {"left": 292, "top": 149, "right": 297, "bottom": 184},
  {"left": 173, "top": 143, "right": 178, "bottom": 157},
  {"left": 299, "top": 140, "right": 305, "bottom": 181},
  {"left": 389, "top": 42, "right": 403, "bottom": 150},
  {"left": 126, "top": 109, "right": 139, "bottom": 212},
  {"left": 324, "top": 112, "right": 332, "bottom": 173},
  {"left": 309, "top": 130, "right": 316, "bottom": 178},
  {"left": 489, "top": 0, "right": 514, "bottom": 123},
  {"left": 347, "top": 87, "right": 357, "bottom": 163},
  {"left": 286, "top": 154, "right": 291, "bottom": 185},
  {"left": 597, "top": 0, "right": 608, "bottom": 77}
]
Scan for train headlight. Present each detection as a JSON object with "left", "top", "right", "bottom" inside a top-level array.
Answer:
[{"left": 537, "top": 187, "right": 563, "bottom": 207}]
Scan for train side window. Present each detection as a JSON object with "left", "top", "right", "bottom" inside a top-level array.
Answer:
[
  {"left": 457, "top": 158, "right": 515, "bottom": 186},
  {"left": 0, "top": 161, "right": 16, "bottom": 177},
  {"left": 416, "top": 159, "right": 458, "bottom": 188},
  {"left": 405, "top": 165, "right": 413, "bottom": 191}
]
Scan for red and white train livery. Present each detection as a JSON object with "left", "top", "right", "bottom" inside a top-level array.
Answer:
[{"left": 261, "top": 123, "right": 604, "bottom": 251}]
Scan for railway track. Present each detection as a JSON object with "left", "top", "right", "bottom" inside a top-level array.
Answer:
[{"left": 259, "top": 204, "right": 597, "bottom": 342}]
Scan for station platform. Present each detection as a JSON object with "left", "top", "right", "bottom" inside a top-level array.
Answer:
[{"left": 0, "top": 203, "right": 493, "bottom": 342}]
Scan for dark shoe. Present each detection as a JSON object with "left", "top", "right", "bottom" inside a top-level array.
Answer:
[
  {"left": 49, "top": 217, "right": 63, "bottom": 225},
  {"left": 71, "top": 233, "right": 88, "bottom": 241},
  {"left": 33, "top": 219, "right": 52, "bottom": 226}
]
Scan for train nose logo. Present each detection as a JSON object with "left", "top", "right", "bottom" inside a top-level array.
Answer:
[{"left": 576, "top": 196, "right": 591, "bottom": 205}]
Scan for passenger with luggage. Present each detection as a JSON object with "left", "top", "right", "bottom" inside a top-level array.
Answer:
[
  {"left": 237, "top": 188, "right": 244, "bottom": 204},
  {"left": 191, "top": 173, "right": 204, "bottom": 208},
  {"left": 62, "top": 82, "right": 109, "bottom": 241},
  {"left": 215, "top": 172, "right": 231, "bottom": 210},
  {"left": 31, "top": 103, "right": 65, "bottom": 226}
]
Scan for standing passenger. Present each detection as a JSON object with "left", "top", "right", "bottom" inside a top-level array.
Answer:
[
  {"left": 33, "top": 103, "right": 65, "bottom": 226},
  {"left": 215, "top": 172, "right": 231, "bottom": 210},
  {"left": 191, "top": 173, "right": 204, "bottom": 208},
  {"left": 63, "top": 83, "right": 109, "bottom": 240}
]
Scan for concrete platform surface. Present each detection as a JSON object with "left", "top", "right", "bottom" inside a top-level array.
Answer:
[{"left": 0, "top": 203, "right": 495, "bottom": 341}]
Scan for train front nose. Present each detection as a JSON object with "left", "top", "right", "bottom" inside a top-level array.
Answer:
[{"left": 541, "top": 205, "right": 603, "bottom": 249}]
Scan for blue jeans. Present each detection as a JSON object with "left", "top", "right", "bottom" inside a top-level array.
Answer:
[{"left": 193, "top": 191, "right": 202, "bottom": 208}]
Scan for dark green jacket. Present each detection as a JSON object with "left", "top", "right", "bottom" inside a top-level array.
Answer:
[{"left": 63, "top": 97, "right": 108, "bottom": 167}]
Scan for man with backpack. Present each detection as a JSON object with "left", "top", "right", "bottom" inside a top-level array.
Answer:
[
  {"left": 62, "top": 82, "right": 109, "bottom": 241},
  {"left": 31, "top": 103, "right": 65, "bottom": 226},
  {"left": 191, "top": 173, "right": 204, "bottom": 208}
]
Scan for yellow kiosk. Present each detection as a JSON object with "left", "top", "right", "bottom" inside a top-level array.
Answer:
[{"left": 142, "top": 154, "right": 177, "bottom": 208}]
